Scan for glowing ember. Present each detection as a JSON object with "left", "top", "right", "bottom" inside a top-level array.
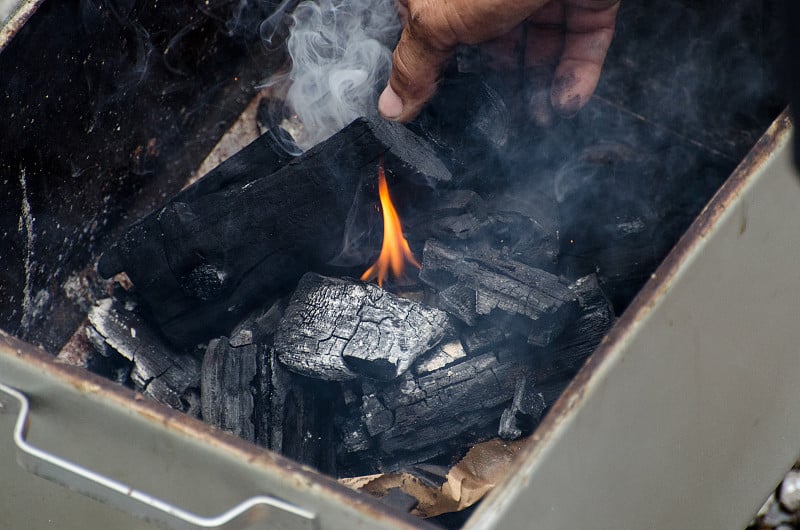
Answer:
[{"left": 360, "top": 162, "right": 421, "bottom": 287}]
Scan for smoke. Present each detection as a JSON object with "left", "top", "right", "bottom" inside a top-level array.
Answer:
[{"left": 277, "top": 0, "right": 401, "bottom": 150}]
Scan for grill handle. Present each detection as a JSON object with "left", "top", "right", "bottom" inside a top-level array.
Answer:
[{"left": 0, "top": 381, "right": 317, "bottom": 530}]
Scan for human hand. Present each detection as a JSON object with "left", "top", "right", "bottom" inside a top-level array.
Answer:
[{"left": 378, "top": 0, "right": 620, "bottom": 124}]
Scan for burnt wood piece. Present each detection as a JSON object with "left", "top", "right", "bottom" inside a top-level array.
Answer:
[
  {"left": 340, "top": 345, "right": 534, "bottom": 469},
  {"left": 419, "top": 239, "right": 577, "bottom": 345},
  {"left": 498, "top": 376, "right": 546, "bottom": 440},
  {"left": 228, "top": 298, "right": 287, "bottom": 347},
  {"left": 275, "top": 273, "right": 452, "bottom": 381},
  {"left": 200, "top": 338, "right": 259, "bottom": 442},
  {"left": 98, "top": 117, "right": 451, "bottom": 348},
  {"left": 406, "top": 190, "right": 489, "bottom": 242},
  {"left": 412, "top": 339, "right": 467, "bottom": 375},
  {"left": 405, "top": 189, "right": 559, "bottom": 273},
  {"left": 87, "top": 298, "right": 200, "bottom": 412},
  {"left": 274, "top": 369, "right": 339, "bottom": 474},
  {"left": 535, "top": 273, "right": 616, "bottom": 383}
]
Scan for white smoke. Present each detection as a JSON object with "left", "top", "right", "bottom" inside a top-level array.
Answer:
[{"left": 280, "top": 0, "right": 401, "bottom": 150}]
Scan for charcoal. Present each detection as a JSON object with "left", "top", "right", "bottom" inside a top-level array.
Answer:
[
  {"left": 481, "top": 189, "right": 560, "bottom": 272},
  {"left": 406, "top": 190, "right": 490, "bottom": 242},
  {"left": 98, "top": 117, "right": 451, "bottom": 348},
  {"left": 200, "top": 338, "right": 259, "bottom": 442},
  {"left": 229, "top": 298, "right": 287, "bottom": 347},
  {"left": 338, "top": 415, "right": 373, "bottom": 454},
  {"left": 87, "top": 298, "right": 200, "bottom": 411},
  {"left": 254, "top": 347, "right": 287, "bottom": 450},
  {"left": 362, "top": 394, "right": 394, "bottom": 437},
  {"left": 436, "top": 283, "right": 478, "bottom": 326},
  {"left": 176, "top": 126, "right": 297, "bottom": 203},
  {"left": 250, "top": 344, "right": 337, "bottom": 473},
  {"left": 273, "top": 372, "right": 339, "bottom": 474},
  {"left": 537, "top": 274, "right": 615, "bottom": 382},
  {"left": 339, "top": 345, "right": 533, "bottom": 468},
  {"left": 461, "top": 327, "right": 511, "bottom": 356},
  {"left": 380, "top": 488, "right": 419, "bottom": 513},
  {"left": 275, "top": 273, "right": 451, "bottom": 381},
  {"left": 412, "top": 340, "right": 468, "bottom": 375},
  {"left": 498, "top": 376, "right": 546, "bottom": 440},
  {"left": 420, "top": 240, "right": 577, "bottom": 345}
]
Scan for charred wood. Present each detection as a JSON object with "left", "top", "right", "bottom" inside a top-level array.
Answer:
[
  {"left": 412, "top": 339, "right": 468, "bottom": 375},
  {"left": 98, "top": 117, "right": 451, "bottom": 348},
  {"left": 339, "top": 345, "right": 534, "bottom": 470},
  {"left": 498, "top": 376, "right": 546, "bottom": 440},
  {"left": 275, "top": 273, "right": 452, "bottom": 381},
  {"left": 229, "top": 298, "right": 287, "bottom": 347},
  {"left": 87, "top": 298, "right": 200, "bottom": 412},
  {"left": 273, "top": 372, "right": 339, "bottom": 474},
  {"left": 420, "top": 240, "right": 576, "bottom": 345},
  {"left": 201, "top": 338, "right": 259, "bottom": 443},
  {"left": 536, "top": 274, "right": 615, "bottom": 383}
]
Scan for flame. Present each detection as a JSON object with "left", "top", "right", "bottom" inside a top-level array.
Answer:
[{"left": 360, "top": 162, "right": 421, "bottom": 287}]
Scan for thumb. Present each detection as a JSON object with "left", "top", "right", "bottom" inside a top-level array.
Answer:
[{"left": 379, "top": 20, "right": 454, "bottom": 122}]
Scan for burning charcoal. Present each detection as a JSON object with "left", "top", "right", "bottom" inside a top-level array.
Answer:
[
  {"left": 98, "top": 117, "right": 451, "bottom": 348},
  {"left": 420, "top": 240, "right": 577, "bottom": 345},
  {"left": 275, "top": 273, "right": 451, "bottom": 381},
  {"left": 200, "top": 338, "right": 259, "bottom": 442},
  {"left": 498, "top": 376, "right": 546, "bottom": 440},
  {"left": 87, "top": 298, "right": 200, "bottom": 411}
]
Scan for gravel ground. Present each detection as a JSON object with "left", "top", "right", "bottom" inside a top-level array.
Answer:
[{"left": 749, "top": 466, "right": 800, "bottom": 530}]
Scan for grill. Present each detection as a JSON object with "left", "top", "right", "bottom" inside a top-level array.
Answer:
[{"left": 1, "top": 1, "right": 798, "bottom": 529}]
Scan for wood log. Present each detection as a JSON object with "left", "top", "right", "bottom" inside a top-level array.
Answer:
[
  {"left": 275, "top": 273, "right": 452, "bottom": 381},
  {"left": 87, "top": 298, "right": 200, "bottom": 412},
  {"left": 98, "top": 117, "right": 451, "bottom": 348}
]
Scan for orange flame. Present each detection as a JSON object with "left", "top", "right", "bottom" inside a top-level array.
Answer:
[{"left": 360, "top": 162, "right": 421, "bottom": 287}]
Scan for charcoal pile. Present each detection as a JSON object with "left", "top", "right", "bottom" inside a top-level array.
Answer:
[{"left": 77, "top": 107, "right": 621, "bottom": 479}]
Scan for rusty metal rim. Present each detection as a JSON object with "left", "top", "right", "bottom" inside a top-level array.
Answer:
[
  {"left": 0, "top": 329, "right": 432, "bottom": 530},
  {"left": 0, "top": 0, "right": 44, "bottom": 54},
  {"left": 468, "top": 107, "right": 794, "bottom": 527}
]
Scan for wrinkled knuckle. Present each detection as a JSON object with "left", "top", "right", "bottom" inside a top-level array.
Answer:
[
  {"left": 406, "top": 1, "right": 456, "bottom": 51},
  {"left": 391, "top": 49, "right": 431, "bottom": 101}
]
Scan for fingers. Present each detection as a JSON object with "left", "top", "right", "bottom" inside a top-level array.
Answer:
[
  {"left": 379, "top": 10, "right": 454, "bottom": 122},
  {"left": 551, "top": 0, "right": 619, "bottom": 116},
  {"left": 380, "top": 0, "right": 551, "bottom": 122},
  {"left": 524, "top": 2, "right": 565, "bottom": 125}
]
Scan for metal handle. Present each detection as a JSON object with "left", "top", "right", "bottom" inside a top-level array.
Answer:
[{"left": 0, "top": 381, "right": 317, "bottom": 530}]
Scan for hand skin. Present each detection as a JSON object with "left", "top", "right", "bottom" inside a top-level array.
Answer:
[{"left": 378, "top": 0, "right": 621, "bottom": 124}]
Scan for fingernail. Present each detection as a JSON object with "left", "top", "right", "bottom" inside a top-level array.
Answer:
[{"left": 379, "top": 84, "right": 403, "bottom": 120}]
